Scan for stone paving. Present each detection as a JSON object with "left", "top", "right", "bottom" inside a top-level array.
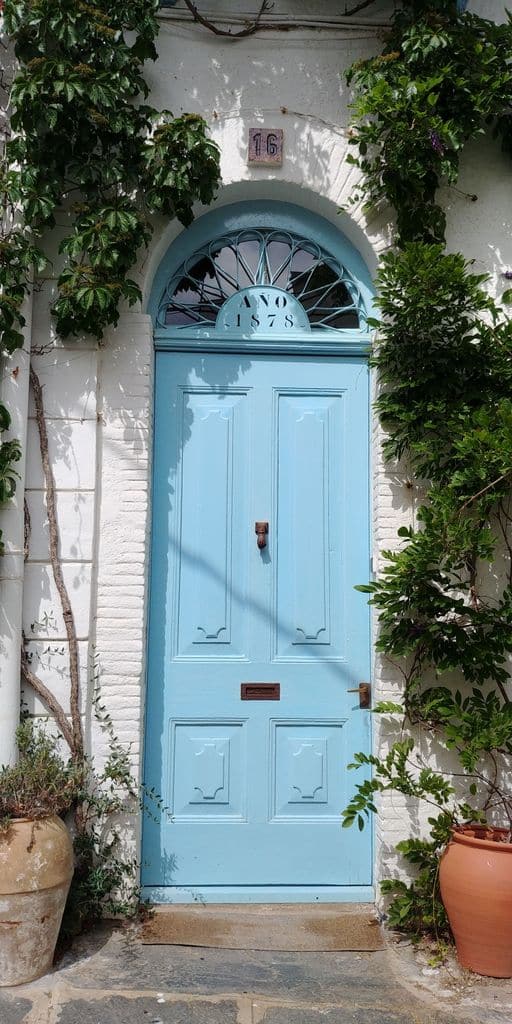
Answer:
[{"left": 0, "top": 927, "right": 508, "bottom": 1024}]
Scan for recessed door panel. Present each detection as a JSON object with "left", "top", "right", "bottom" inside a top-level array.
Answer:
[
  {"left": 169, "top": 720, "right": 247, "bottom": 821},
  {"left": 271, "top": 721, "right": 346, "bottom": 820},
  {"left": 143, "top": 352, "right": 371, "bottom": 894},
  {"left": 174, "top": 388, "right": 250, "bottom": 660},
  {"left": 275, "top": 392, "right": 345, "bottom": 660}
]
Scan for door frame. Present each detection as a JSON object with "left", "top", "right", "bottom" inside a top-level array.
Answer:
[{"left": 142, "top": 201, "right": 375, "bottom": 902}]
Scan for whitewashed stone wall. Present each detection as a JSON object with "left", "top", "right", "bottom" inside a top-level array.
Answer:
[
  {"left": 22, "top": 281, "right": 97, "bottom": 732},
  {"left": 18, "top": 0, "right": 512, "bottom": 895}
]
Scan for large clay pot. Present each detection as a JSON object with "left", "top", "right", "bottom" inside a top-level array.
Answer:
[
  {"left": 439, "top": 825, "right": 512, "bottom": 977},
  {"left": 0, "top": 816, "right": 74, "bottom": 986}
]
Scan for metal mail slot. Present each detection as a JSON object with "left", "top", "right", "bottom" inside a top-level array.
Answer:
[{"left": 241, "top": 683, "right": 280, "bottom": 701}]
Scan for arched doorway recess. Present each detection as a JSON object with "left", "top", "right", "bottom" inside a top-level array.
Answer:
[{"left": 143, "top": 201, "right": 373, "bottom": 902}]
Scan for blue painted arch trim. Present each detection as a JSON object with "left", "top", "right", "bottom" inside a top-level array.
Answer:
[{"left": 147, "top": 200, "right": 376, "bottom": 336}]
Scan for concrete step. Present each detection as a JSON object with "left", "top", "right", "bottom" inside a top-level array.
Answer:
[{"left": 142, "top": 903, "right": 383, "bottom": 952}]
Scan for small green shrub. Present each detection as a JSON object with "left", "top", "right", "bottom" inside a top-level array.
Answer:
[
  {"left": 60, "top": 677, "right": 161, "bottom": 939},
  {"left": 0, "top": 719, "right": 83, "bottom": 830},
  {"left": 0, "top": 715, "right": 152, "bottom": 941}
]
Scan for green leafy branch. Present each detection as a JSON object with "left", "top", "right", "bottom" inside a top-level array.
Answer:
[
  {"left": 346, "top": 8, "right": 512, "bottom": 243},
  {"left": 342, "top": 738, "right": 456, "bottom": 832},
  {"left": 343, "top": 0, "right": 512, "bottom": 936},
  {"left": 2, "top": 0, "right": 220, "bottom": 345},
  {"left": 0, "top": 1, "right": 221, "bottom": 550}
]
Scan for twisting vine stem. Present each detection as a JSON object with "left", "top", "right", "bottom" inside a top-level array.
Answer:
[
  {"left": 20, "top": 645, "right": 75, "bottom": 752},
  {"left": 181, "top": 0, "right": 273, "bottom": 38},
  {"left": 29, "top": 366, "right": 83, "bottom": 758},
  {"left": 343, "top": 0, "right": 380, "bottom": 15}
]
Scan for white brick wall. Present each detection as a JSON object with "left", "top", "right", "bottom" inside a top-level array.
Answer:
[
  {"left": 22, "top": 281, "right": 98, "bottom": 738},
  {"left": 92, "top": 316, "right": 153, "bottom": 767}
]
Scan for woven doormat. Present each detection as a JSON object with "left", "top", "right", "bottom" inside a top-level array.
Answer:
[{"left": 142, "top": 904, "right": 384, "bottom": 952}]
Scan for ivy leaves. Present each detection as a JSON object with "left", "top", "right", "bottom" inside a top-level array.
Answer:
[
  {"left": 1, "top": 0, "right": 221, "bottom": 347},
  {"left": 54, "top": 202, "right": 149, "bottom": 337},
  {"left": 372, "top": 245, "right": 512, "bottom": 477},
  {"left": 142, "top": 115, "right": 222, "bottom": 226},
  {"left": 342, "top": 740, "right": 455, "bottom": 832},
  {"left": 0, "top": 229, "right": 47, "bottom": 353},
  {"left": 0, "top": 223, "right": 44, "bottom": 552},
  {"left": 47, "top": 113, "right": 222, "bottom": 337},
  {"left": 0, "top": 0, "right": 221, "bottom": 543},
  {"left": 420, "top": 686, "right": 512, "bottom": 771},
  {"left": 350, "top": 243, "right": 512, "bottom": 916},
  {"left": 346, "top": 11, "right": 512, "bottom": 244},
  {"left": 0, "top": 410, "right": 21, "bottom": 554},
  {"left": 0, "top": 432, "right": 22, "bottom": 504}
]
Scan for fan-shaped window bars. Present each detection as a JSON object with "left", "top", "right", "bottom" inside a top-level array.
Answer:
[{"left": 157, "top": 229, "right": 366, "bottom": 331}]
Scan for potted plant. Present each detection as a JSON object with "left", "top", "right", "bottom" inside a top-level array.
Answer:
[
  {"left": 439, "top": 823, "right": 512, "bottom": 977},
  {"left": 343, "top": 681, "right": 512, "bottom": 977},
  {"left": 0, "top": 719, "right": 83, "bottom": 986},
  {"left": 415, "top": 685, "right": 512, "bottom": 977}
]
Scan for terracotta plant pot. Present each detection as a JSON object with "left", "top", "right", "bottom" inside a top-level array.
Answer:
[
  {"left": 439, "top": 825, "right": 512, "bottom": 977},
  {"left": 0, "top": 816, "right": 74, "bottom": 986}
]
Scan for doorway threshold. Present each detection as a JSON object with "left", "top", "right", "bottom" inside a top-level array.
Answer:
[{"left": 141, "top": 902, "right": 383, "bottom": 951}]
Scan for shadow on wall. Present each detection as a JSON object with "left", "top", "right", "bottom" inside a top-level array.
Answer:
[
  {"left": 442, "top": 136, "right": 512, "bottom": 287},
  {"left": 145, "top": 19, "right": 384, "bottom": 221}
]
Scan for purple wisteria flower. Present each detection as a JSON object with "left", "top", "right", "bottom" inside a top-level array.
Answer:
[
  {"left": 503, "top": 271, "right": 512, "bottom": 280},
  {"left": 429, "top": 130, "right": 445, "bottom": 156}
]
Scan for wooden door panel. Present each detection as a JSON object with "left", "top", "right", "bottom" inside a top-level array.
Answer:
[
  {"left": 275, "top": 391, "right": 345, "bottom": 660},
  {"left": 143, "top": 352, "right": 371, "bottom": 895}
]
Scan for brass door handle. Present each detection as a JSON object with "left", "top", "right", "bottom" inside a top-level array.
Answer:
[
  {"left": 347, "top": 683, "right": 371, "bottom": 708},
  {"left": 255, "top": 521, "right": 269, "bottom": 549}
]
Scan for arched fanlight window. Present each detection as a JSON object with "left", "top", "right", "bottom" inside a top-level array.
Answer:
[{"left": 156, "top": 229, "right": 366, "bottom": 331}]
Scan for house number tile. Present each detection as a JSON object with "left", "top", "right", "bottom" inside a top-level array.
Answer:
[{"left": 248, "top": 128, "right": 283, "bottom": 166}]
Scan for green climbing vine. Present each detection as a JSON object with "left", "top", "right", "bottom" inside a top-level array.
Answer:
[
  {"left": 0, "top": 0, "right": 221, "bottom": 932},
  {"left": 0, "top": 0, "right": 221, "bottom": 551},
  {"left": 346, "top": 2, "right": 512, "bottom": 242},
  {"left": 342, "top": 0, "right": 512, "bottom": 936}
]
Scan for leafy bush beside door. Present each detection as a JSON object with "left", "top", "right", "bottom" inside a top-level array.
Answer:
[{"left": 342, "top": 0, "right": 512, "bottom": 937}]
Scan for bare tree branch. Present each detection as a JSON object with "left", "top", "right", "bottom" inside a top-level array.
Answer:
[
  {"left": 30, "top": 365, "right": 83, "bottom": 759},
  {"left": 458, "top": 470, "right": 512, "bottom": 515},
  {"left": 497, "top": 499, "right": 512, "bottom": 586},
  {"left": 20, "top": 645, "right": 75, "bottom": 752},
  {"left": 344, "top": 0, "right": 379, "bottom": 15},
  {"left": 23, "top": 496, "right": 31, "bottom": 561},
  {"left": 181, "top": 0, "right": 272, "bottom": 38}
]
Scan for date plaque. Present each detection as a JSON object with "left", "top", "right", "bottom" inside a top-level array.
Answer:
[{"left": 248, "top": 128, "right": 283, "bottom": 166}]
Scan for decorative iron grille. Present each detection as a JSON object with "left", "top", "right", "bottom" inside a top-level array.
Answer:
[{"left": 157, "top": 230, "right": 365, "bottom": 330}]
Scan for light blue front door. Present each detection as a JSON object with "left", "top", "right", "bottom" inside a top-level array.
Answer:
[{"left": 143, "top": 347, "right": 371, "bottom": 901}]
